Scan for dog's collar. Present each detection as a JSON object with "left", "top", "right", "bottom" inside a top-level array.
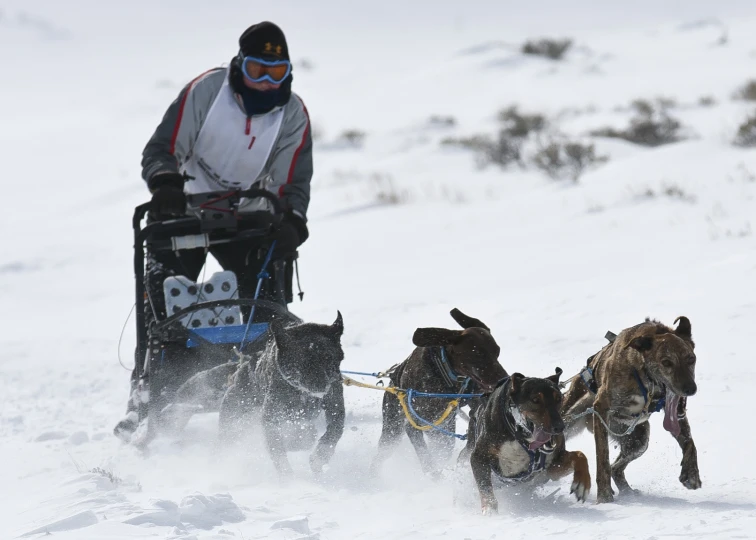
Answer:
[
  {"left": 633, "top": 368, "right": 668, "bottom": 415},
  {"left": 433, "top": 346, "right": 470, "bottom": 390}
]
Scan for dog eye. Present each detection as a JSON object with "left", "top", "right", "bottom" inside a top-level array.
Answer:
[
  {"left": 687, "top": 356, "right": 696, "bottom": 365},
  {"left": 531, "top": 396, "right": 541, "bottom": 405},
  {"left": 662, "top": 359, "right": 673, "bottom": 368}
]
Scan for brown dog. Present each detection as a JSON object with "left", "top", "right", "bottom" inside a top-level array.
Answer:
[
  {"left": 561, "top": 316, "right": 700, "bottom": 503},
  {"left": 460, "top": 369, "right": 591, "bottom": 514},
  {"left": 370, "top": 308, "right": 507, "bottom": 476}
]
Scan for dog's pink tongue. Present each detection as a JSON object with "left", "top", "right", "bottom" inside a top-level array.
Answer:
[
  {"left": 528, "top": 428, "right": 552, "bottom": 451},
  {"left": 663, "top": 390, "right": 681, "bottom": 438}
]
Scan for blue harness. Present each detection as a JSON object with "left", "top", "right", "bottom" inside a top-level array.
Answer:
[{"left": 433, "top": 346, "right": 471, "bottom": 390}]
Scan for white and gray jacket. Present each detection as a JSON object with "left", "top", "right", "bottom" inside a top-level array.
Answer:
[{"left": 141, "top": 67, "right": 312, "bottom": 218}]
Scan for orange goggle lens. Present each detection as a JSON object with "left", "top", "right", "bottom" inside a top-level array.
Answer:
[{"left": 242, "top": 58, "right": 291, "bottom": 83}]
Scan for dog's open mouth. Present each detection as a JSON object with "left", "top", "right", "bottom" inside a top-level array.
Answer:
[
  {"left": 663, "top": 389, "right": 682, "bottom": 438},
  {"left": 528, "top": 427, "right": 553, "bottom": 451}
]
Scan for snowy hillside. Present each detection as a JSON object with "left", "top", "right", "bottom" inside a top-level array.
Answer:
[{"left": 3, "top": 0, "right": 756, "bottom": 538}]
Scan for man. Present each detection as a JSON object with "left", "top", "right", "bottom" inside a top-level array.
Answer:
[{"left": 114, "top": 21, "right": 312, "bottom": 442}]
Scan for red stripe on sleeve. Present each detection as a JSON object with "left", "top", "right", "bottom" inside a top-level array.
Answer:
[{"left": 280, "top": 97, "right": 311, "bottom": 196}]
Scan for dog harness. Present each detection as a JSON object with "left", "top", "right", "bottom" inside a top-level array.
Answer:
[
  {"left": 488, "top": 378, "right": 555, "bottom": 483},
  {"left": 573, "top": 330, "right": 688, "bottom": 436},
  {"left": 433, "top": 347, "right": 471, "bottom": 390}
]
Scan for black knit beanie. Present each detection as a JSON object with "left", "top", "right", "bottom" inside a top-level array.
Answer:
[{"left": 239, "top": 21, "right": 290, "bottom": 61}]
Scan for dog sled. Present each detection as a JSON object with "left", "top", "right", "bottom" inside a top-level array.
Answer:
[{"left": 130, "top": 188, "right": 302, "bottom": 444}]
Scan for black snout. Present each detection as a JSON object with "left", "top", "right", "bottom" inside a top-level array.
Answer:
[
  {"left": 551, "top": 417, "right": 565, "bottom": 435},
  {"left": 682, "top": 381, "right": 697, "bottom": 397}
]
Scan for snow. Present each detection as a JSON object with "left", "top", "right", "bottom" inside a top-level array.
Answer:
[{"left": 3, "top": 0, "right": 756, "bottom": 538}]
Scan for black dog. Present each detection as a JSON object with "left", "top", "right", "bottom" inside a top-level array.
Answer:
[
  {"left": 459, "top": 369, "right": 591, "bottom": 514},
  {"left": 219, "top": 312, "right": 345, "bottom": 475},
  {"left": 370, "top": 308, "right": 507, "bottom": 476}
]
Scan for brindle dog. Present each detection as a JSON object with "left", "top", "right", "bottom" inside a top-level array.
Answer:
[
  {"left": 370, "top": 308, "right": 507, "bottom": 476},
  {"left": 219, "top": 312, "right": 346, "bottom": 476},
  {"left": 561, "top": 316, "right": 700, "bottom": 503},
  {"left": 460, "top": 369, "right": 591, "bottom": 514}
]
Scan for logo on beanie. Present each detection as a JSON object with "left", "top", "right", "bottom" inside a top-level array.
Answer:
[{"left": 264, "top": 42, "right": 283, "bottom": 57}]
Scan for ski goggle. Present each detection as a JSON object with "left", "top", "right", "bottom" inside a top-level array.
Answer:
[{"left": 241, "top": 56, "right": 291, "bottom": 84}]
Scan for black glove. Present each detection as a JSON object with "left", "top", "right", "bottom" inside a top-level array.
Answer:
[
  {"left": 148, "top": 173, "right": 187, "bottom": 217},
  {"left": 272, "top": 213, "right": 308, "bottom": 258}
]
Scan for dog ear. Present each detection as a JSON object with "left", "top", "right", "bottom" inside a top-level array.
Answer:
[
  {"left": 509, "top": 372, "right": 525, "bottom": 394},
  {"left": 546, "top": 367, "right": 563, "bottom": 385},
  {"left": 269, "top": 318, "right": 290, "bottom": 349},
  {"left": 449, "top": 308, "right": 490, "bottom": 331},
  {"left": 330, "top": 310, "right": 344, "bottom": 339},
  {"left": 412, "top": 327, "right": 462, "bottom": 347},
  {"left": 674, "top": 316, "right": 692, "bottom": 339},
  {"left": 626, "top": 335, "right": 654, "bottom": 353}
]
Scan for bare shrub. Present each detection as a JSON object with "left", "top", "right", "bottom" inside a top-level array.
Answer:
[
  {"left": 635, "top": 183, "right": 696, "bottom": 203},
  {"left": 440, "top": 135, "right": 492, "bottom": 151},
  {"left": 484, "top": 131, "right": 523, "bottom": 168},
  {"left": 733, "top": 113, "right": 756, "bottom": 147},
  {"left": 591, "top": 99, "right": 684, "bottom": 147},
  {"left": 441, "top": 132, "right": 522, "bottom": 169},
  {"left": 428, "top": 115, "right": 457, "bottom": 128},
  {"left": 698, "top": 95, "right": 716, "bottom": 107},
  {"left": 370, "top": 174, "right": 409, "bottom": 205},
  {"left": 522, "top": 38, "right": 573, "bottom": 60},
  {"left": 662, "top": 184, "right": 696, "bottom": 202},
  {"left": 498, "top": 106, "right": 547, "bottom": 138},
  {"left": 734, "top": 80, "right": 756, "bottom": 101},
  {"left": 338, "top": 129, "right": 366, "bottom": 147},
  {"left": 532, "top": 138, "right": 608, "bottom": 182},
  {"left": 91, "top": 467, "right": 122, "bottom": 486}
]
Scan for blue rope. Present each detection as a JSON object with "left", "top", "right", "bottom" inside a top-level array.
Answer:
[
  {"left": 341, "top": 370, "right": 387, "bottom": 378},
  {"left": 239, "top": 240, "right": 277, "bottom": 350},
  {"left": 405, "top": 389, "right": 468, "bottom": 440},
  {"left": 409, "top": 389, "right": 484, "bottom": 399}
]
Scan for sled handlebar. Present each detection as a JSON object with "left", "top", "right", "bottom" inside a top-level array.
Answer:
[{"left": 132, "top": 188, "right": 283, "bottom": 229}]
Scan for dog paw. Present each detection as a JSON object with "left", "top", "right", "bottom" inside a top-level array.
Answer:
[
  {"left": 570, "top": 453, "right": 591, "bottom": 503},
  {"left": 570, "top": 477, "right": 590, "bottom": 503},
  {"left": 481, "top": 501, "right": 498, "bottom": 516},
  {"left": 596, "top": 490, "right": 614, "bottom": 504},
  {"left": 680, "top": 466, "right": 702, "bottom": 490},
  {"left": 309, "top": 455, "right": 325, "bottom": 475},
  {"left": 276, "top": 461, "right": 294, "bottom": 480}
]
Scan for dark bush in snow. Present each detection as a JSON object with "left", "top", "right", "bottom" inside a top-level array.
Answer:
[
  {"left": 522, "top": 38, "right": 573, "bottom": 60},
  {"left": 338, "top": 129, "right": 366, "bottom": 147},
  {"left": 484, "top": 131, "right": 523, "bottom": 168},
  {"left": 734, "top": 80, "right": 756, "bottom": 101},
  {"left": 498, "top": 106, "right": 547, "bottom": 138},
  {"left": 442, "top": 132, "right": 522, "bottom": 169},
  {"left": 733, "top": 113, "right": 756, "bottom": 148},
  {"left": 428, "top": 115, "right": 457, "bottom": 128},
  {"left": 698, "top": 95, "right": 716, "bottom": 107},
  {"left": 591, "top": 99, "right": 684, "bottom": 147},
  {"left": 532, "top": 139, "right": 608, "bottom": 182},
  {"left": 441, "top": 134, "right": 492, "bottom": 151}
]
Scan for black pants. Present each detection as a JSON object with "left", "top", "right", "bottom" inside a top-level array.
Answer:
[{"left": 127, "top": 238, "right": 294, "bottom": 401}]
